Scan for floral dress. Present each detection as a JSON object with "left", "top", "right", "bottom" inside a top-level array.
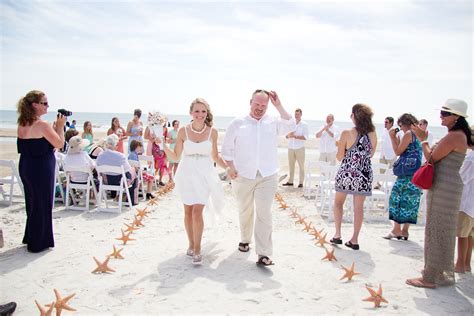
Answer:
[
  {"left": 152, "top": 142, "right": 169, "bottom": 176},
  {"left": 334, "top": 133, "right": 373, "bottom": 196}
]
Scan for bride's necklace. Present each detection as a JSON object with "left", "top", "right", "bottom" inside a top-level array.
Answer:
[{"left": 190, "top": 123, "right": 206, "bottom": 134}]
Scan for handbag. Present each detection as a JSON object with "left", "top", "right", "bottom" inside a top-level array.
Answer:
[
  {"left": 393, "top": 134, "right": 422, "bottom": 177},
  {"left": 411, "top": 158, "right": 434, "bottom": 189}
]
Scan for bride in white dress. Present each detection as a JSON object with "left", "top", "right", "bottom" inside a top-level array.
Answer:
[{"left": 163, "top": 98, "right": 229, "bottom": 265}]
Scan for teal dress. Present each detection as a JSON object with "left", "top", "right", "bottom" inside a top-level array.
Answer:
[
  {"left": 388, "top": 134, "right": 422, "bottom": 224},
  {"left": 168, "top": 129, "right": 179, "bottom": 163},
  {"left": 83, "top": 133, "right": 93, "bottom": 153}
]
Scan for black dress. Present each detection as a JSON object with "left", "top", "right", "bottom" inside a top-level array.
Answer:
[{"left": 17, "top": 137, "right": 55, "bottom": 252}]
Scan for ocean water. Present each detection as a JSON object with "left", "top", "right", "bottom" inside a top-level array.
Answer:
[{"left": 0, "top": 110, "right": 447, "bottom": 142}]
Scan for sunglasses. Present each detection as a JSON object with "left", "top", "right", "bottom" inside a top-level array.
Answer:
[
  {"left": 38, "top": 101, "right": 49, "bottom": 107},
  {"left": 440, "top": 110, "right": 453, "bottom": 117}
]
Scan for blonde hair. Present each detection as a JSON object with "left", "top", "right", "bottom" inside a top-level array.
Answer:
[
  {"left": 190, "top": 98, "right": 213, "bottom": 127},
  {"left": 17, "top": 90, "right": 44, "bottom": 126}
]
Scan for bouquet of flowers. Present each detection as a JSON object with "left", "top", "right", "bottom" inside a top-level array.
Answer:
[{"left": 148, "top": 111, "right": 168, "bottom": 139}]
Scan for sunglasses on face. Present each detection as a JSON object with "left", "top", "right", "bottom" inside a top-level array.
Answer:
[
  {"left": 39, "top": 101, "right": 49, "bottom": 107},
  {"left": 440, "top": 110, "right": 453, "bottom": 117}
]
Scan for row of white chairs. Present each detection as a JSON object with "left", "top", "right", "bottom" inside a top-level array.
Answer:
[{"left": 0, "top": 160, "right": 24, "bottom": 206}]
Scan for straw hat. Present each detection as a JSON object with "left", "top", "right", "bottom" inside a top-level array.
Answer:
[
  {"left": 68, "top": 136, "right": 90, "bottom": 154},
  {"left": 439, "top": 99, "right": 469, "bottom": 118}
]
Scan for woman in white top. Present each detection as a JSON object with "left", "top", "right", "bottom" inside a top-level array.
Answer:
[
  {"left": 63, "top": 135, "right": 95, "bottom": 183},
  {"left": 163, "top": 98, "right": 228, "bottom": 265}
]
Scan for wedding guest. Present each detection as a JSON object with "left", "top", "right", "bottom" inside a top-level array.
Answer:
[
  {"left": 64, "top": 129, "right": 79, "bottom": 153},
  {"left": 418, "top": 119, "right": 435, "bottom": 147},
  {"left": 380, "top": 117, "right": 396, "bottom": 168},
  {"left": 407, "top": 99, "right": 472, "bottom": 288},
  {"left": 63, "top": 136, "right": 96, "bottom": 186},
  {"left": 96, "top": 134, "right": 137, "bottom": 206},
  {"left": 126, "top": 109, "right": 143, "bottom": 153},
  {"left": 69, "top": 119, "right": 76, "bottom": 130},
  {"left": 17, "top": 90, "right": 65, "bottom": 252},
  {"left": 222, "top": 89, "right": 295, "bottom": 266},
  {"left": 107, "top": 117, "right": 128, "bottom": 153},
  {"left": 315, "top": 114, "right": 340, "bottom": 165},
  {"left": 163, "top": 98, "right": 228, "bottom": 265},
  {"left": 167, "top": 120, "right": 181, "bottom": 179},
  {"left": 455, "top": 126, "right": 474, "bottom": 273},
  {"left": 82, "top": 121, "right": 94, "bottom": 153},
  {"left": 283, "top": 108, "right": 309, "bottom": 188},
  {"left": 383, "top": 114, "right": 422, "bottom": 241},
  {"left": 152, "top": 138, "right": 168, "bottom": 186},
  {"left": 330, "top": 104, "right": 377, "bottom": 250},
  {"left": 128, "top": 140, "right": 155, "bottom": 200}
]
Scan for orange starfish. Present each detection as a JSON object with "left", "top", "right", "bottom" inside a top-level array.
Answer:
[
  {"left": 279, "top": 202, "right": 289, "bottom": 210},
  {"left": 362, "top": 284, "right": 388, "bottom": 308},
  {"left": 274, "top": 193, "right": 284, "bottom": 202},
  {"left": 124, "top": 223, "right": 139, "bottom": 233},
  {"left": 289, "top": 209, "right": 299, "bottom": 218},
  {"left": 135, "top": 207, "right": 150, "bottom": 218},
  {"left": 45, "top": 289, "right": 76, "bottom": 316},
  {"left": 147, "top": 198, "right": 158, "bottom": 206},
  {"left": 108, "top": 245, "right": 124, "bottom": 259},
  {"left": 315, "top": 233, "right": 329, "bottom": 247},
  {"left": 294, "top": 215, "right": 307, "bottom": 225},
  {"left": 321, "top": 246, "right": 337, "bottom": 261},
  {"left": 311, "top": 228, "right": 325, "bottom": 240},
  {"left": 340, "top": 262, "right": 360, "bottom": 281},
  {"left": 302, "top": 221, "right": 313, "bottom": 232},
  {"left": 92, "top": 256, "right": 116, "bottom": 274},
  {"left": 116, "top": 229, "right": 135, "bottom": 245},
  {"left": 35, "top": 300, "right": 54, "bottom": 316},
  {"left": 133, "top": 215, "right": 145, "bottom": 227}
]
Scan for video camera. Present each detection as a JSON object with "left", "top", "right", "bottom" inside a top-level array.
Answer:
[{"left": 57, "top": 109, "right": 73, "bottom": 117}]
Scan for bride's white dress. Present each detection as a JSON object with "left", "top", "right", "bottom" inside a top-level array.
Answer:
[{"left": 174, "top": 127, "right": 224, "bottom": 214}]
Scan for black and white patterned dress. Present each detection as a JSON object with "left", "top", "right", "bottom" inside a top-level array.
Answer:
[{"left": 334, "top": 133, "right": 373, "bottom": 196}]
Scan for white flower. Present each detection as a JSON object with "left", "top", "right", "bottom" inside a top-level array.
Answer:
[{"left": 148, "top": 111, "right": 167, "bottom": 126}]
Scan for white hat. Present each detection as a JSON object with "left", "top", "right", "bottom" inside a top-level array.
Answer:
[
  {"left": 104, "top": 134, "right": 119, "bottom": 149},
  {"left": 68, "top": 136, "right": 90, "bottom": 154},
  {"left": 440, "top": 99, "right": 469, "bottom": 118}
]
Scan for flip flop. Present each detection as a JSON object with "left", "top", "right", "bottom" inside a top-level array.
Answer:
[
  {"left": 406, "top": 278, "right": 436, "bottom": 289},
  {"left": 238, "top": 242, "right": 250, "bottom": 252},
  {"left": 256, "top": 256, "right": 274, "bottom": 266}
]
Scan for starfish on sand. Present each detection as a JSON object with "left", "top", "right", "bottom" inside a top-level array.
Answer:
[
  {"left": 321, "top": 246, "right": 337, "bottom": 261},
  {"left": 340, "top": 262, "right": 360, "bottom": 281},
  {"left": 124, "top": 223, "right": 139, "bottom": 233},
  {"left": 311, "top": 228, "right": 325, "bottom": 240},
  {"left": 274, "top": 193, "right": 284, "bottom": 202},
  {"left": 35, "top": 300, "right": 54, "bottom": 316},
  {"left": 362, "top": 284, "right": 388, "bottom": 308},
  {"left": 302, "top": 221, "right": 313, "bottom": 232},
  {"left": 294, "top": 215, "right": 307, "bottom": 225},
  {"left": 133, "top": 215, "right": 145, "bottom": 227},
  {"left": 315, "top": 233, "right": 329, "bottom": 247},
  {"left": 289, "top": 209, "right": 299, "bottom": 218},
  {"left": 45, "top": 289, "right": 76, "bottom": 316},
  {"left": 108, "top": 245, "right": 125, "bottom": 259},
  {"left": 92, "top": 256, "right": 116, "bottom": 274},
  {"left": 116, "top": 229, "right": 135, "bottom": 245},
  {"left": 147, "top": 198, "right": 158, "bottom": 206},
  {"left": 279, "top": 202, "right": 289, "bottom": 210},
  {"left": 135, "top": 207, "right": 150, "bottom": 218}
]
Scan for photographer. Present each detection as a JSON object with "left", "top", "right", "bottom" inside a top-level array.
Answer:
[{"left": 17, "top": 90, "right": 65, "bottom": 253}]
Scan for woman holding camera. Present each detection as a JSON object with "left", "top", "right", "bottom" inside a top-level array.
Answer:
[
  {"left": 17, "top": 90, "right": 65, "bottom": 253},
  {"left": 383, "top": 113, "right": 422, "bottom": 241}
]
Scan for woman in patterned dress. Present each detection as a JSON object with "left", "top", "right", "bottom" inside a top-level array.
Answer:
[
  {"left": 330, "top": 104, "right": 377, "bottom": 250},
  {"left": 383, "top": 114, "right": 422, "bottom": 241}
]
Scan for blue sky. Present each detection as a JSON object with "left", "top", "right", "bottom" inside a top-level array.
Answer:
[{"left": 1, "top": 0, "right": 472, "bottom": 126}]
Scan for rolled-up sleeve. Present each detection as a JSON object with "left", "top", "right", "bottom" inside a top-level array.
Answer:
[
  {"left": 221, "top": 120, "right": 237, "bottom": 161},
  {"left": 277, "top": 117, "right": 296, "bottom": 136}
]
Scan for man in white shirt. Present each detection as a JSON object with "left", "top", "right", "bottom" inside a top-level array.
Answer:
[
  {"left": 222, "top": 89, "right": 295, "bottom": 266},
  {"left": 418, "top": 119, "right": 434, "bottom": 147},
  {"left": 380, "top": 116, "right": 398, "bottom": 169},
  {"left": 315, "top": 114, "right": 339, "bottom": 165},
  {"left": 283, "top": 108, "right": 309, "bottom": 188}
]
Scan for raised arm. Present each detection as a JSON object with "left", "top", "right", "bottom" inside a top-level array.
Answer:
[{"left": 42, "top": 117, "right": 66, "bottom": 149}]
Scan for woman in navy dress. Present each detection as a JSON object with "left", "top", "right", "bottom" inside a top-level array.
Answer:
[{"left": 17, "top": 90, "right": 65, "bottom": 253}]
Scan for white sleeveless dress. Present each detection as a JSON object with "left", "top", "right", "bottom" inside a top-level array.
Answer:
[{"left": 174, "top": 127, "right": 225, "bottom": 214}]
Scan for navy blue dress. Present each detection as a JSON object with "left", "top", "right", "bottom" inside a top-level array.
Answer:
[{"left": 17, "top": 137, "right": 55, "bottom": 252}]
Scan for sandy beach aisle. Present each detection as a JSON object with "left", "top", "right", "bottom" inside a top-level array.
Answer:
[{"left": 1, "top": 179, "right": 473, "bottom": 314}]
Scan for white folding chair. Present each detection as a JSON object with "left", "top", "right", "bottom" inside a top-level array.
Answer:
[
  {"left": 96, "top": 165, "right": 132, "bottom": 213},
  {"left": 138, "top": 155, "right": 158, "bottom": 190},
  {"left": 303, "top": 160, "right": 329, "bottom": 199},
  {"left": 54, "top": 153, "right": 66, "bottom": 204},
  {"left": 129, "top": 159, "right": 145, "bottom": 201},
  {"left": 316, "top": 164, "right": 339, "bottom": 220},
  {"left": 371, "top": 161, "right": 390, "bottom": 175},
  {"left": 64, "top": 165, "right": 98, "bottom": 211},
  {"left": 0, "top": 160, "right": 24, "bottom": 205},
  {"left": 366, "top": 173, "right": 397, "bottom": 221}
]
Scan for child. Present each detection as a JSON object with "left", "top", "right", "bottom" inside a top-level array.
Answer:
[
  {"left": 128, "top": 140, "right": 155, "bottom": 200},
  {"left": 151, "top": 139, "right": 169, "bottom": 186}
]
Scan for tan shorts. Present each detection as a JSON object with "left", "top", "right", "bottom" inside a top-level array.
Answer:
[{"left": 457, "top": 211, "right": 474, "bottom": 238}]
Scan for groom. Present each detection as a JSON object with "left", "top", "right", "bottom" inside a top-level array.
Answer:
[{"left": 221, "top": 89, "right": 295, "bottom": 266}]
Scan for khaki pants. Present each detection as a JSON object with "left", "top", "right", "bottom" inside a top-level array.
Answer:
[
  {"left": 232, "top": 173, "right": 278, "bottom": 256},
  {"left": 319, "top": 152, "right": 336, "bottom": 165},
  {"left": 288, "top": 147, "right": 305, "bottom": 185}
]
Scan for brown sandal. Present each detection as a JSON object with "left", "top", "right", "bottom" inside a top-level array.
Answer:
[{"left": 406, "top": 277, "right": 436, "bottom": 289}]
